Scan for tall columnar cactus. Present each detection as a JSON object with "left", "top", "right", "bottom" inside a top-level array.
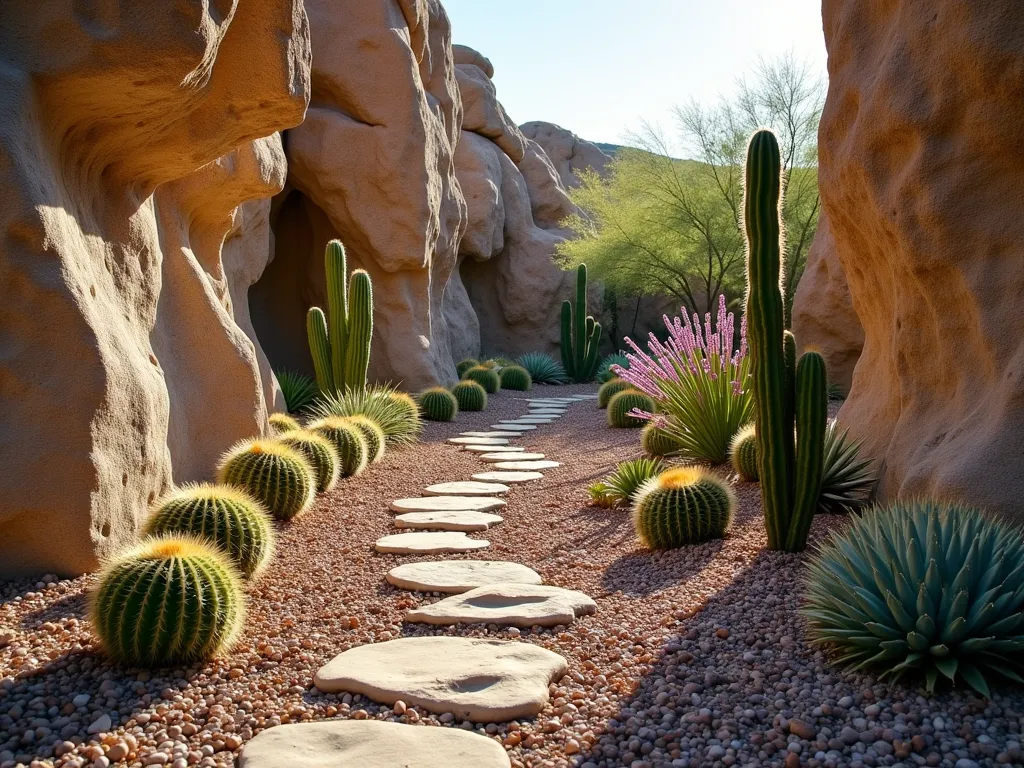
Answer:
[
  {"left": 560, "top": 264, "right": 602, "bottom": 382},
  {"left": 744, "top": 129, "right": 828, "bottom": 552},
  {"left": 306, "top": 240, "right": 374, "bottom": 394}
]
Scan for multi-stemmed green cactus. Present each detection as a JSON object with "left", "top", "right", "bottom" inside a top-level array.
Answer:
[
  {"left": 277, "top": 431, "right": 341, "bottom": 492},
  {"left": 90, "top": 535, "right": 245, "bottom": 666},
  {"left": 560, "top": 264, "right": 602, "bottom": 382},
  {"left": 607, "top": 390, "right": 653, "bottom": 428},
  {"left": 418, "top": 387, "right": 459, "bottom": 422},
  {"left": 744, "top": 129, "right": 827, "bottom": 552},
  {"left": 217, "top": 439, "right": 316, "bottom": 521},
  {"left": 632, "top": 467, "right": 735, "bottom": 549},
  {"left": 463, "top": 365, "right": 500, "bottom": 394},
  {"left": 306, "top": 240, "right": 374, "bottom": 395},
  {"left": 451, "top": 380, "right": 487, "bottom": 411},
  {"left": 144, "top": 485, "right": 276, "bottom": 578},
  {"left": 309, "top": 417, "right": 369, "bottom": 477},
  {"left": 499, "top": 365, "right": 532, "bottom": 391}
]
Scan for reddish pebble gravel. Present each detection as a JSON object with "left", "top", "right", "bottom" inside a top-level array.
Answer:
[{"left": 1, "top": 385, "right": 1022, "bottom": 768}]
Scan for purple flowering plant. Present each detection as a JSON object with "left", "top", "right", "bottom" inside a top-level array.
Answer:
[{"left": 611, "top": 295, "right": 753, "bottom": 464}]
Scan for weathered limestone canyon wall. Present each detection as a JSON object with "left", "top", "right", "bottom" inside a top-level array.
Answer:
[
  {"left": 812, "top": 0, "right": 1024, "bottom": 522},
  {"left": 0, "top": 1, "right": 311, "bottom": 577}
]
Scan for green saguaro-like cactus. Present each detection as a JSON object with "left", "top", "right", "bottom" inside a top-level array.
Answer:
[
  {"left": 744, "top": 129, "right": 827, "bottom": 552},
  {"left": 306, "top": 240, "right": 374, "bottom": 394},
  {"left": 559, "top": 264, "right": 602, "bottom": 382}
]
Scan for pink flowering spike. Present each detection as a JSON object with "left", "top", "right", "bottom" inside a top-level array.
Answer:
[{"left": 628, "top": 409, "right": 655, "bottom": 422}]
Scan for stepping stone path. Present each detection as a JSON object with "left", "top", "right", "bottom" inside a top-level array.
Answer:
[
  {"left": 529, "top": 409, "right": 565, "bottom": 415},
  {"left": 389, "top": 496, "right": 506, "bottom": 513},
  {"left": 313, "top": 637, "right": 568, "bottom": 722},
  {"left": 473, "top": 470, "right": 545, "bottom": 483},
  {"left": 375, "top": 532, "right": 489, "bottom": 554},
  {"left": 386, "top": 560, "right": 543, "bottom": 593},
  {"left": 405, "top": 583, "right": 597, "bottom": 627},
  {"left": 511, "top": 417, "right": 556, "bottom": 424},
  {"left": 462, "top": 444, "right": 526, "bottom": 453},
  {"left": 491, "top": 423, "right": 536, "bottom": 431},
  {"left": 394, "top": 510, "right": 503, "bottom": 532},
  {"left": 492, "top": 460, "right": 561, "bottom": 471},
  {"left": 460, "top": 431, "right": 521, "bottom": 438},
  {"left": 238, "top": 720, "right": 510, "bottom": 768},
  {"left": 480, "top": 452, "right": 546, "bottom": 462},
  {"left": 448, "top": 436, "right": 508, "bottom": 445},
  {"left": 424, "top": 481, "right": 509, "bottom": 496}
]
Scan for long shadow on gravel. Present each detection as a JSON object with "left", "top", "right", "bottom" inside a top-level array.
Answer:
[{"left": 601, "top": 539, "right": 724, "bottom": 597}]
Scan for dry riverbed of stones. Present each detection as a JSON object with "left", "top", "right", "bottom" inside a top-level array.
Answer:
[{"left": 1, "top": 384, "right": 1023, "bottom": 768}]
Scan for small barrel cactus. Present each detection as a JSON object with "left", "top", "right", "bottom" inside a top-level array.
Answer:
[
  {"left": 309, "top": 417, "right": 369, "bottom": 477},
  {"left": 144, "top": 484, "right": 275, "bottom": 578},
  {"left": 451, "top": 380, "right": 487, "bottom": 411},
  {"left": 729, "top": 424, "right": 759, "bottom": 482},
  {"left": 499, "top": 365, "right": 532, "bottom": 391},
  {"left": 90, "top": 535, "right": 245, "bottom": 666},
  {"left": 607, "top": 390, "right": 654, "bottom": 428},
  {"left": 268, "top": 413, "right": 301, "bottom": 435},
  {"left": 418, "top": 387, "right": 459, "bottom": 422},
  {"left": 217, "top": 440, "right": 315, "bottom": 521},
  {"left": 456, "top": 358, "right": 480, "bottom": 377},
  {"left": 277, "top": 430, "right": 340, "bottom": 492},
  {"left": 598, "top": 377, "right": 633, "bottom": 408},
  {"left": 463, "top": 365, "right": 500, "bottom": 394},
  {"left": 633, "top": 467, "right": 736, "bottom": 549},
  {"left": 641, "top": 422, "right": 681, "bottom": 457},
  {"left": 343, "top": 414, "right": 386, "bottom": 463}
]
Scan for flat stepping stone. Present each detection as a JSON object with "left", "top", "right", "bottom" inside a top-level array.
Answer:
[
  {"left": 462, "top": 444, "right": 526, "bottom": 453},
  {"left": 405, "top": 583, "right": 597, "bottom": 627},
  {"left": 313, "top": 636, "right": 567, "bottom": 722},
  {"left": 473, "top": 470, "right": 545, "bottom": 483},
  {"left": 424, "top": 481, "right": 509, "bottom": 496},
  {"left": 237, "top": 720, "right": 510, "bottom": 768},
  {"left": 390, "top": 496, "right": 506, "bottom": 513},
  {"left": 394, "top": 510, "right": 503, "bottom": 532},
  {"left": 461, "top": 431, "right": 521, "bottom": 438},
  {"left": 492, "top": 460, "right": 561, "bottom": 471},
  {"left": 448, "top": 436, "right": 508, "bottom": 445},
  {"left": 387, "top": 561, "right": 543, "bottom": 593},
  {"left": 529, "top": 409, "right": 566, "bottom": 414},
  {"left": 491, "top": 423, "right": 536, "bottom": 431},
  {"left": 480, "top": 452, "right": 546, "bottom": 462},
  {"left": 375, "top": 532, "right": 489, "bottom": 554},
  {"left": 511, "top": 417, "right": 556, "bottom": 424}
]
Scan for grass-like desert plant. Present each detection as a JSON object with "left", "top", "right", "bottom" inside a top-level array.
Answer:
[
  {"left": 597, "top": 353, "right": 629, "bottom": 384},
  {"left": 641, "top": 421, "right": 682, "bottom": 457},
  {"left": 463, "top": 365, "right": 501, "bottom": 394},
  {"left": 598, "top": 377, "right": 633, "bottom": 409},
  {"left": 451, "top": 380, "right": 487, "bottom": 411},
  {"left": 729, "top": 424, "right": 759, "bottom": 482},
  {"left": 90, "top": 535, "right": 245, "bottom": 666},
  {"left": 217, "top": 439, "right": 315, "bottom": 521},
  {"left": 275, "top": 370, "right": 319, "bottom": 413},
  {"left": 343, "top": 414, "right": 386, "bottom": 463},
  {"left": 308, "top": 417, "right": 369, "bottom": 477},
  {"left": 516, "top": 352, "right": 568, "bottom": 384},
  {"left": 418, "top": 387, "right": 459, "bottom": 422},
  {"left": 456, "top": 358, "right": 480, "bottom": 377},
  {"left": 588, "top": 457, "right": 664, "bottom": 508},
  {"left": 632, "top": 467, "right": 736, "bottom": 549},
  {"left": 277, "top": 430, "right": 341, "bottom": 492},
  {"left": 268, "top": 413, "right": 301, "bottom": 435},
  {"left": 499, "top": 365, "right": 532, "bottom": 391},
  {"left": 827, "top": 382, "right": 846, "bottom": 401},
  {"left": 144, "top": 484, "right": 275, "bottom": 578},
  {"left": 607, "top": 390, "right": 654, "bottom": 428},
  {"left": 310, "top": 384, "right": 422, "bottom": 446},
  {"left": 819, "top": 420, "right": 876, "bottom": 514},
  {"left": 803, "top": 499, "right": 1024, "bottom": 697}
]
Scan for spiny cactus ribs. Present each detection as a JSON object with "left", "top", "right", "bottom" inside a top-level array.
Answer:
[
  {"left": 632, "top": 467, "right": 735, "bottom": 549},
  {"left": 217, "top": 439, "right": 316, "bottom": 520}
]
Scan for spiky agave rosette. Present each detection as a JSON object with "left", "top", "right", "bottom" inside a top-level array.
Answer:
[{"left": 803, "top": 499, "right": 1024, "bottom": 697}]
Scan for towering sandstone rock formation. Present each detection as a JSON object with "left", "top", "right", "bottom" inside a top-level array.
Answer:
[
  {"left": 810, "top": 0, "right": 1024, "bottom": 521},
  {"left": 0, "top": 1, "right": 311, "bottom": 577}
]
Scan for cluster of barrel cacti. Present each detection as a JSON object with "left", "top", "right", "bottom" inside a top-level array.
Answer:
[
  {"left": 309, "top": 417, "right": 370, "bottom": 477},
  {"left": 560, "top": 264, "right": 602, "bottom": 382},
  {"left": 306, "top": 240, "right": 374, "bottom": 396},
  {"left": 463, "top": 365, "right": 500, "bottom": 393}
]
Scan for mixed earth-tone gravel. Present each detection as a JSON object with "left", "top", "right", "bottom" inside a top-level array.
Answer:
[{"left": 1, "top": 384, "right": 1021, "bottom": 768}]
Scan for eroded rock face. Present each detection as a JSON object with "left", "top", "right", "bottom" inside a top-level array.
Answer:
[
  {"left": 0, "top": 0, "right": 310, "bottom": 577},
  {"left": 520, "top": 121, "right": 612, "bottom": 189},
  {"left": 255, "top": 0, "right": 466, "bottom": 390},
  {"left": 820, "top": 0, "right": 1024, "bottom": 521}
]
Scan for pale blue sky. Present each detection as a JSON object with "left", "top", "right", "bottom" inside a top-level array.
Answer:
[{"left": 443, "top": 0, "right": 827, "bottom": 146}]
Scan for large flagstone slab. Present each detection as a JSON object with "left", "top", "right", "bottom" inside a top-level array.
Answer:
[
  {"left": 462, "top": 444, "right": 526, "bottom": 453},
  {"left": 460, "top": 431, "right": 521, "bottom": 438},
  {"left": 491, "top": 423, "right": 536, "bottom": 431},
  {"left": 448, "top": 436, "right": 508, "bottom": 445},
  {"left": 405, "top": 583, "right": 597, "bottom": 627},
  {"left": 386, "top": 560, "right": 543, "bottom": 593},
  {"left": 509, "top": 417, "right": 555, "bottom": 424},
  {"left": 313, "top": 637, "right": 567, "bottom": 722},
  {"left": 479, "top": 452, "right": 546, "bottom": 462},
  {"left": 424, "top": 481, "right": 509, "bottom": 496},
  {"left": 390, "top": 496, "right": 506, "bottom": 513},
  {"left": 491, "top": 460, "right": 561, "bottom": 471},
  {"left": 473, "top": 471, "right": 544, "bottom": 483},
  {"left": 394, "top": 510, "right": 503, "bottom": 532},
  {"left": 375, "top": 532, "right": 489, "bottom": 554}
]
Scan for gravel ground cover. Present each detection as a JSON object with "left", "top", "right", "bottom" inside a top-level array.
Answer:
[{"left": 1, "top": 385, "right": 1021, "bottom": 768}]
